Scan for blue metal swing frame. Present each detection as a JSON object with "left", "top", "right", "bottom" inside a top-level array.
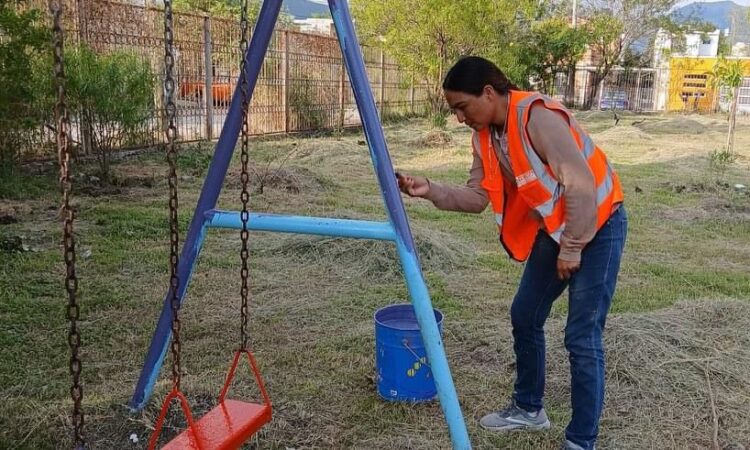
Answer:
[{"left": 129, "top": 1, "right": 471, "bottom": 448}]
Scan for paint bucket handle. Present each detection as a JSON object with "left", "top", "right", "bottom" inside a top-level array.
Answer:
[{"left": 402, "top": 338, "right": 432, "bottom": 370}]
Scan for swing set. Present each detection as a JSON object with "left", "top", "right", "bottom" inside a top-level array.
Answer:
[{"left": 51, "top": 0, "right": 472, "bottom": 449}]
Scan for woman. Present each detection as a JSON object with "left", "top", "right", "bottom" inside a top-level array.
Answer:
[{"left": 396, "top": 56, "right": 627, "bottom": 450}]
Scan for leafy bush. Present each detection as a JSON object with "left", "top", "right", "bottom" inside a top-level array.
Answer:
[
  {"left": 50, "top": 45, "right": 155, "bottom": 181},
  {"left": 289, "top": 75, "right": 327, "bottom": 130},
  {"left": 708, "top": 147, "right": 736, "bottom": 180},
  {"left": 431, "top": 109, "right": 448, "bottom": 129},
  {"left": 0, "top": 0, "right": 49, "bottom": 174}
]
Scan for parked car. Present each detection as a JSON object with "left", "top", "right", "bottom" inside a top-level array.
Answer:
[{"left": 599, "top": 89, "right": 630, "bottom": 110}]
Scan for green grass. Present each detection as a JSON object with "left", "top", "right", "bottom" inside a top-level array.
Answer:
[
  {"left": 0, "top": 169, "right": 57, "bottom": 200},
  {"left": 2, "top": 114, "right": 750, "bottom": 449}
]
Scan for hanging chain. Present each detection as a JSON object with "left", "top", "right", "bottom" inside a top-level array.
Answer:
[
  {"left": 51, "top": 2, "right": 85, "bottom": 446},
  {"left": 163, "top": 0, "right": 182, "bottom": 390},
  {"left": 239, "top": 0, "right": 250, "bottom": 351}
]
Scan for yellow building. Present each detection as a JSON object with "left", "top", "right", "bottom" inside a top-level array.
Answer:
[{"left": 668, "top": 56, "right": 750, "bottom": 112}]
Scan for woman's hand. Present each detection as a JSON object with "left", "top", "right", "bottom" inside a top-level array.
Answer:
[
  {"left": 396, "top": 172, "right": 430, "bottom": 198},
  {"left": 556, "top": 258, "right": 581, "bottom": 280}
]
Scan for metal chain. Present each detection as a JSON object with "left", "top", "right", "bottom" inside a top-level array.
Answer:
[
  {"left": 51, "top": 2, "right": 85, "bottom": 446},
  {"left": 239, "top": 0, "right": 250, "bottom": 351},
  {"left": 163, "top": 0, "right": 182, "bottom": 389}
]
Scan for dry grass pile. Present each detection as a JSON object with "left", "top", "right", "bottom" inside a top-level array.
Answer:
[
  {"left": 633, "top": 117, "right": 710, "bottom": 135},
  {"left": 595, "top": 124, "right": 653, "bottom": 142},
  {"left": 225, "top": 165, "right": 324, "bottom": 193},
  {"left": 419, "top": 130, "right": 453, "bottom": 147},
  {"left": 599, "top": 299, "right": 750, "bottom": 449},
  {"left": 259, "top": 225, "right": 474, "bottom": 280}
]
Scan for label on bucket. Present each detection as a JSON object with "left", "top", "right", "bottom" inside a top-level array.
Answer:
[{"left": 406, "top": 357, "right": 428, "bottom": 377}]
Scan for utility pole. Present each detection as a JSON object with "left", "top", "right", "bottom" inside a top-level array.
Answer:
[
  {"left": 572, "top": 0, "right": 577, "bottom": 27},
  {"left": 568, "top": 0, "right": 578, "bottom": 107}
]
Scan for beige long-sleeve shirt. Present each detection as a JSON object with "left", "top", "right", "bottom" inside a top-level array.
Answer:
[{"left": 423, "top": 106, "right": 599, "bottom": 262}]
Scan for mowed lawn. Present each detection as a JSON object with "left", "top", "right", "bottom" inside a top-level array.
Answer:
[{"left": 1, "top": 112, "right": 749, "bottom": 449}]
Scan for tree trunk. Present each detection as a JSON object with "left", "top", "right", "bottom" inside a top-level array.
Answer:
[
  {"left": 591, "top": 62, "right": 613, "bottom": 110},
  {"left": 80, "top": 107, "right": 95, "bottom": 157},
  {"left": 711, "top": 86, "right": 719, "bottom": 113},
  {"left": 541, "top": 73, "right": 551, "bottom": 95},
  {"left": 565, "top": 66, "right": 576, "bottom": 107},
  {"left": 726, "top": 85, "right": 739, "bottom": 153},
  {"left": 432, "top": 55, "right": 445, "bottom": 117},
  {"left": 586, "top": 73, "right": 601, "bottom": 109}
]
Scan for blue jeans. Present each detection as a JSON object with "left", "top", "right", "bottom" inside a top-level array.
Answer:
[{"left": 510, "top": 206, "right": 628, "bottom": 449}]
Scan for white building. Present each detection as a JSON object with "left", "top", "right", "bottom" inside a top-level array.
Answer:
[
  {"left": 293, "top": 18, "right": 335, "bottom": 36},
  {"left": 653, "top": 28, "right": 722, "bottom": 64},
  {"left": 685, "top": 29, "right": 722, "bottom": 57},
  {"left": 732, "top": 42, "right": 749, "bottom": 57}
]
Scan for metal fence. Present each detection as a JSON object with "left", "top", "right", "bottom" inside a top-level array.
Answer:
[
  {"left": 14, "top": 0, "right": 748, "bottom": 164},
  {"left": 545, "top": 66, "right": 664, "bottom": 112},
  {"left": 547, "top": 65, "right": 750, "bottom": 115},
  {"left": 19, "top": 0, "right": 431, "bottom": 159}
]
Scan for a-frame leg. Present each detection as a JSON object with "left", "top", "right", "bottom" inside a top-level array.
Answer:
[
  {"left": 131, "top": 0, "right": 471, "bottom": 448},
  {"left": 328, "top": 2, "right": 470, "bottom": 448}
]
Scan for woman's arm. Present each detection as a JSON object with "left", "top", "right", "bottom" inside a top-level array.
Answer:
[{"left": 398, "top": 150, "right": 489, "bottom": 213}]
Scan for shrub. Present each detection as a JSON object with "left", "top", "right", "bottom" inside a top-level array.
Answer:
[
  {"left": 0, "top": 0, "right": 49, "bottom": 174},
  {"left": 63, "top": 46, "right": 155, "bottom": 181}
]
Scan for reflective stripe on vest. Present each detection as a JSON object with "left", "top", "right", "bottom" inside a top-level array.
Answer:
[
  {"left": 473, "top": 127, "right": 506, "bottom": 235},
  {"left": 475, "top": 90, "right": 624, "bottom": 261}
]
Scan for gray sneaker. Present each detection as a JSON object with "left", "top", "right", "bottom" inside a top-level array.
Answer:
[
  {"left": 479, "top": 401, "right": 551, "bottom": 432},
  {"left": 562, "top": 440, "right": 595, "bottom": 450}
]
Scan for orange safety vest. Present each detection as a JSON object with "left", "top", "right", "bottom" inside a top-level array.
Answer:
[{"left": 475, "top": 90, "right": 623, "bottom": 262}]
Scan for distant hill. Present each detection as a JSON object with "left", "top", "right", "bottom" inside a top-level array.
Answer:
[
  {"left": 673, "top": 1, "right": 750, "bottom": 45},
  {"left": 282, "top": 0, "right": 330, "bottom": 19}
]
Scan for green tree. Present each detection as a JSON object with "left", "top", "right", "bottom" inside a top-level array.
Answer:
[
  {"left": 0, "top": 0, "right": 49, "bottom": 174},
  {"left": 351, "top": 0, "right": 540, "bottom": 116},
  {"left": 521, "top": 16, "right": 588, "bottom": 94},
  {"left": 582, "top": 14, "right": 624, "bottom": 108},
  {"left": 172, "top": 0, "right": 295, "bottom": 27},
  {"left": 712, "top": 57, "right": 743, "bottom": 154},
  {"left": 581, "top": 0, "right": 679, "bottom": 106},
  {"left": 716, "top": 29, "right": 732, "bottom": 56},
  {"left": 584, "top": 0, "right": 678, "bottom": 59},
  {"left": 36, "top": 45, "right": 156, "bottom": 181},
  {"left": 173, "top": 0, "right": 245, "bottom": 16}
]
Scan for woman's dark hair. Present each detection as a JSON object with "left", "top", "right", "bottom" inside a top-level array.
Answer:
[{"left": 442, "top": 56, "right": 519, "bottom": 96}]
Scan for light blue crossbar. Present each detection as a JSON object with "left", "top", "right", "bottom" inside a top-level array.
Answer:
[{"left": 205, "top": 210, "right": 397, "bottom": 241}]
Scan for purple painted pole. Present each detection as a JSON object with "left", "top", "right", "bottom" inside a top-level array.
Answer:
[{"left": 326, "top": 3, "right": 414, "bottom": 251}]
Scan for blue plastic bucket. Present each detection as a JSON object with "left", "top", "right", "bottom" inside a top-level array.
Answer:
[{"left": 374, "top": 303, "right": 443, "bottom": 402}]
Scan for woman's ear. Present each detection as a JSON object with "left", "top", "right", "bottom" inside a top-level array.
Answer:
[{"left": 484, "top": 85, "right": 495, "bottom": 99}]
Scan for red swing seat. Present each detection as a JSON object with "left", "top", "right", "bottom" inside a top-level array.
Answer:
[
  {"left": 162, "top": 399, "right": 270, "bottom": 450},
  {"left": 150, "top": 350, "right": 272, "bottom": 450}
]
